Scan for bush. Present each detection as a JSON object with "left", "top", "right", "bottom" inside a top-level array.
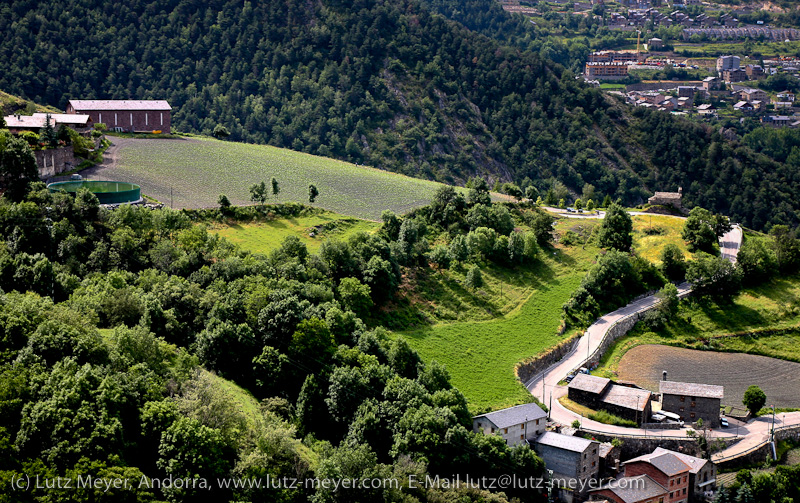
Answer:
[
  {"left": 588, "top": 410, "right": 637, "bottom": 427},
  {"left": 464, "top": 265, "right": 483, "bottom": 290}
]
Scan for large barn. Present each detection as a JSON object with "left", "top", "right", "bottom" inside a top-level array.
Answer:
[{"left": 66, "top": 100, "right": 172, "bottom": 133}]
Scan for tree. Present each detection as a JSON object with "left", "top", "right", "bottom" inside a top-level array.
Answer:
[
  {"left": 742, "top": 385, "right": 766, "bottom": 416},
  {"left": 682, "top": 207, "right": 722, "bottom": 254},
  {"left": 381, "top": 210, "right": 401, "bottom": 240},
  {"left": 249, "top": 181, "right": 267, "bottom": 205},
  {"left": 586, "top": 199, "right": 595, "bottom": 211},
  {"left": 736, "top": 238, "right": 777, "bottom": 286},
  {"left": 602, "top": 194, "right": 612, "bottom": 208},
  {"left": 42, "top": 114, "right": 58, "bottom": 147},
  {"left": 525, "top": 185, "right": 539, "bottom": 201},
  {"left": 271, "top": 177, "right": 280, "bottom": 197},
  {"left": 558, "top": 198, "right": 565, "bottom": 209},
  {"left": 308, "top": 184, "right": 319, "bottom": 203},
  {"left": 574, "top": 198, "right": 583, "bottom": 210},
  {"left": 769, "top": 225, "right": 800, "bottom": 273},
  {"left": 466, "top": 177, "right": 491, "bottom": 206},
  {"left": 428, "top": 244, "right": 451, "bottom": 269},
  {"left": 464, "top": 265, "right": 483, "bottom": 289},
  {"left": 686, "top": 252, "right": 742, "bottom": 298},
  {"left": 212, "top": 124, "right": 230, "bottom": 139},
  {"left": 660, "top": 243, "right": 687, "bottom": 282},
  {"left": 596, "top": 203, "right": 633, "bottom": 251},
  {"left": 0, "top": 135, "right": 39, "bottom": 201},
  {"left": 217, "top": 194, "right": 231, "bottom": 210},
  {"left": 337, "top": 277, "right": 373, "bottom": 317}
]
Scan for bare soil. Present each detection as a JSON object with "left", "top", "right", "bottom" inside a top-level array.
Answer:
[{"left": 618, "top": 344, "right": 800, "bottom": 408}]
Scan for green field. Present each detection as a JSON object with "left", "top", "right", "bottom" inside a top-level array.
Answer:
[
  {"left": 103, "top": 137, "right": 471, "bottom": 220},
  {"left": 675, "top": 40, "right": 800, "bottom": 57},
  {"left": 631, "top": 214, "right": 691, "bottom": 264},
  {"left": 209, "top": 210, "right": 381, "bottom": 255}
]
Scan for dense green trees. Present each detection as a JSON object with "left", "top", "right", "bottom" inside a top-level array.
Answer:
[
  {"left": 0, "top": 133, "right": 39, "bottom": 201},
  {"left": 596, "top": 203, "right": 633, "bottom": 251},
  {"left": 682, "top": 207, "right": 730, "bottom": 254}
]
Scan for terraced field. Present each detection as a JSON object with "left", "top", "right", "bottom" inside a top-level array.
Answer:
[
  {"left": 92, "top": 136, "right": 469, "bottom": 220},
  {"left": 618, "top": 344, "right": 800, "bottom": 408}
]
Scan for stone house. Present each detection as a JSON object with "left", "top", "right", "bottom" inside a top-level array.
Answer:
[
  {"left": 622, "top": 451, "right": 691, "bottom": 503},
  {"left": 722, "top": 68, "right": 747, "bottom": 83},
  {"left": 745, "top": 64, "right": 765, "bottom": 79},
  {"left": 739, "top": 88, "right": 768, "bottom": 103},
  {"left": 472, "top": 403, "right": 547, "bottom": 446},
  {"left": 650, "top": 448, "right": 716, "bottom": 501},
  {"left": 733, "top": 101, "right": 754, "bottom": 114},
  {"left": 647, "top": 188, "right": 682, "bottom": 210},
  {"left": 659, "top": 380, "right": 723, "bottom": 428},
  {"left": 66, "top": 100, "right": 172, "bottom": 133},
  {"left": 567, "top": 374, "right": 652, "bottom": 425},
  {"left": 534, "top": 431, "right": 600, "bottom": 494}
]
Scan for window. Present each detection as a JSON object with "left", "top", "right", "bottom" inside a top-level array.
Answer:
[
  {"left": 160, "top": 112, "right": 163, "bottom": 125},
  {"left": 680, "top": 407, "right": 685, "bottom": 412},
  {"left": 683, "top": 488, "right": 687, "bottom": 495},
  {"left": 690, "top": 413, "right": 696, "bottom": 419},
  {"left": 491, "top": 428, "right": 495, "bottom": 433},
  {"left": 592, "top": 461, "right": 596, "bottom": 467},
  {"left": 670, "top": 480, "right": 674, "bottom": 486},
  {"left": 504, "top": 428, "right": 508, "bottom": 434},
  {"left": 145, "top": 113, "right": 148, "bottom": 126},
  {"left": 114, "top": 113, "right": 118, "bottom": 125},
  {"left": 99, "top": 113, "right": 102, "bottom": 124},
  {"left": 536, "top": 419, "right": 540, "bottom": 425},
  {"left": 680, "top": 396, "right": 685, "bottom": 402},
  {"left": 520, "top": 434, "right": 524, "bottom": 440},
  {"left": 130, "top": 113, "right": 133, "bottom": 125},
  {"left": 691, "top": 401, "right": 696, "bottom": 407}
]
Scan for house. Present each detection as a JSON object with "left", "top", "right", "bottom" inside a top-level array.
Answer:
[
  {"left": 777, "top": 90, "right": 795, "bottom": 102},
  {"left": 696, "top": 103, "right": 716, "bottom": 115},
  {"left": 472, "top": 403, "right": 547, "bottom": 446},
  {"left": 773, "top": 99, "right": 794, "bottom": 110},
  {"left": 648, "top": 188, "right": 682, "bottom": 209},
  {"left": 716, "top": 55, "right": 740, "bottom": 73},
  {"left": 3, "top": 114, "right": 48, "bottom": 133},
  {"left": 32, "top": 113, "right": 92, "bottom": 131},
  {"left": 567, "top": 374, "right": 652, "bottom": 425},
  {"left": 66, "top": 99, "right": 172, "bottom": 133},
  {"left": 677, "top": 86, "right": 698, "bottom": 98},
  {"left": 659, "top": 380, "right": 723, "bottom": 428},
  {"left": 650, "top": 448, "right": 716, "bottom": 501},
  {"left": 762, "top": 115, "right": 793, "bottom": 127},
  {"left": 598, "top": 442, "right": 622, "bottom": 477},
  {"left": 623, "top": 451, "right": 691, "bottom": 503},
  {"left": 647, "top": 38, "right": 664, "bottom": 50},
  {"left": 585, "top": 62, "right": 630, "bottom": 80},
  {"left": 677, "top": 97, "right": 692, "bottom": 108},
  {"left": 745, "top": 64, "right": 765, "bottom": 79},
  {"left": 739, "top": 88, "right": 768, "bottom": 103},
  {"left": 534, "top": 432, "right": 600, "bottom": 494},
  {"left": 733, "top": 101, "right": 754, "bottom": 114},
  {"left": 722, "top": 68, "right": 747, "bottom": 83},
  {"left": 589, "top": 474, "right": 668, "bottom": 503}
]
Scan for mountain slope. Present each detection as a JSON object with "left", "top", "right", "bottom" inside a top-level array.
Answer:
[{"left": 2, "top": 0, "right": 800, "bottom": 229}]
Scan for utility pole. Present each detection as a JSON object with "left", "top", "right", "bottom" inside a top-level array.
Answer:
[
  {"left": 170, "top": 186, "right": 173, "bottom": 209},
  {"left": 541, "top": 370, "right": 546, "bottom": 404},
  {"left": 771, "top": 405, "right": 776, "bottom": 441}
]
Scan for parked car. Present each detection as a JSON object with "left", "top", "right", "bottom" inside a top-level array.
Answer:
[
  {"left": 720, "top": 417, "right": 729, "bottom": 428},
  {"left": 70, "top": 174, "right": 83, "bottom": 181}
]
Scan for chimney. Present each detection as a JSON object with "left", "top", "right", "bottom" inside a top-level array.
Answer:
[{"left": 662, "top": 370, "right": 668, "bottom": 381}]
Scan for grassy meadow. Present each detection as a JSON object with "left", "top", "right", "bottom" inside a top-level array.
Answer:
[
  {"left": 209, "top": 210, "right": 381, "bottom": 255},
  {"left": 103, "top": 137, "right": 472, "bottom": 220}
]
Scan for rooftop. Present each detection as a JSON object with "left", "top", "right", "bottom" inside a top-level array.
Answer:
[
  {"left": 651, "top": 447, "right": 707, "bottom": 474},
  {"left": 568, "top": 374, "right": 611, "bottom": 395},
  {"left": 659, "top": 381, "right": 724, "bottom": 400},
  {"left": 593, "top": 474, "right": 667, "bottom": 503},
  {"left": 32, "top": 113, "right": 91, "bottom": 124},
  {"left": 68, "top": 99, "right": 171, "bottom": 111},
  {"left": 474, "top": 403, "right": 546, "bottom": 429},
  {"left": 3, "top": 115, "right": 47, "bottom": 128},
  {"left": 651, "top": 191, "right": 681, "bottom": 199},
  {"left": 624, "top": 452, "right": 691, "bottom": 476},
  {"left": 603, "top": 384, "right": 651, "bottom": 411},
  {"left": 535, "top": 431, "right": 595, "bottom": 453}
]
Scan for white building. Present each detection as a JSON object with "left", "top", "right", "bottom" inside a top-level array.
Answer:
[{"left": 473, "top": 403, "right": 547, "bottom": 446}]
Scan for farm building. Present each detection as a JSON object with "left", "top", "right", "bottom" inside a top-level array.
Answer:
[
  {"left": 534, "top": 432, "right": 600, "bottom": 496},
  {"left": 32, "top": 113, "right": 92, "bottom": 131},
  {"left": 3, "top": 114, "right": 48, "bottom": 133},
  {"left": 472, "top": 403, "right": 547, "bottom": 446},
  {"left": 647, "top": 188, "right": 682, "bottom": 210},
  {"left": 659, "top": 380, "right": 723, "bottom": 428},
  {"left": 66, "top": 100, "right": 171, "bottom": 133},
  {"left": 567, "top": 374, "right": 652, "bottom": 425}
]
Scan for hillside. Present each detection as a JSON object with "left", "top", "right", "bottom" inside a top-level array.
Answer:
[
  {"left": 3, "top": 0, "right": 800, "bottom": 230},
  {"left": 0, "top": 89, "right": 59, "bottom": 116}
]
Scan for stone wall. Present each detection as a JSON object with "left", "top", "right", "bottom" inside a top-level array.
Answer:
[
  {"left": 715, "top": 424, "right": 800, "bottom": 471},
  {"left": 516, "top": 335, "right": 580, "bottom": 384},
  {"left": 35, "top": 146, "right": 76, "bottom": 179},
  {"left": 577, "top": 431, "right": 706, "bottom": 460}
]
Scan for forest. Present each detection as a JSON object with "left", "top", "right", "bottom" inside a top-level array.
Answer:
[{"left": 2, "top": 0, "right": 800, "bottom": 230}]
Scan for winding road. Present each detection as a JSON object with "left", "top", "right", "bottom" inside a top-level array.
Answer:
[{"left": 527, "top": 213, "right": 800, "bottom": 462}]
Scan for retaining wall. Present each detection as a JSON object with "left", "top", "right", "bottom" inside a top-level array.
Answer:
[
  {"left": 715, "top": 424, "right": 800, "bottom": 471},
  {"left": 516, "top": 335, "right": 580, "bottom": 385}
]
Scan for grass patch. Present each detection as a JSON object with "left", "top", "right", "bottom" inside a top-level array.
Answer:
[
  {"left": 105, "top": 136, "right": 479, "bottom": 220},
  {"left": 558, "top": 397, "right": 637, "bottom": 427},
  {"left": 208, "top": 210, "right": 381, "bottom": 255},
  {"left": 631, "top": 214, "right": 690, "bottom": 264}
]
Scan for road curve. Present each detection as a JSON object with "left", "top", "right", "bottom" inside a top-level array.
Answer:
[{"left": 523, "top": 223, "right": 800, "bottom": 457}]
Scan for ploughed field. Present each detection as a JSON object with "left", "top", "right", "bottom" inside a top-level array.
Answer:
[
  {"left": 95, "top": 137, "right": 468, "bottom": 220},
  {"left": 617, "top": 344, "right": 800, "bottom": 408}
]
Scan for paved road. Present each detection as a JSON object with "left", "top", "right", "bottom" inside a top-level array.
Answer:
[{"left": 523, "top": 223, "right": 800, "bottom": 459}]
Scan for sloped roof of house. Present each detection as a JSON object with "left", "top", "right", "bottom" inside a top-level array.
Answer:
[
  {"left": 68, "top": 100, "right": 171, "bottom": 111},
  {"left": 593, "top": 474, "right": 667, "bottom": 503},
  {"left": 473, "top": 403, "right": 546, "bottom": 429},
  {"left": 568, "top": 373, "right": 611, "bottom": 395},
  {"left": 659, "top": 381, "right": 723, "bottom": 399},
  {"left": 535, "top": 431, "right": 595, "bottom": 452},
  {"left": 651, "top": 447, "right": 708, "bottom": 474},
  {"left": 624, "top": 452, "right": 691, "bottom": 476},
  {"left": 32, "top": 113, "right": 91, "bottom": 125},
  {"left": 603, "top": 384, "right": 651, "bottom": 411},
  {"left": 3, "top": 115, "right": 47, "bottom": 128}
]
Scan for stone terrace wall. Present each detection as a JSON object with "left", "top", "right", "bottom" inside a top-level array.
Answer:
[{"left": 516, "top": 334, "right": 580, "bottom": 385}]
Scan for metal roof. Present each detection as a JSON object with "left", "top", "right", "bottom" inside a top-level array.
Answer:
[
  {"left": 535, "top": 431, "right": 595, "bottom": 453},
  {"left": 659, "top": 381, "right": 723, "bottom": 400},
  {"left": 32, "top": 113, "right": 91, "bottom": 124},
  {"left": 568, "top": 373, "right": 611, "bottom": 394},
  {"left": 68, "top": 100, "right": 171, "bottom": 111},
  {"left": 473, "top": 403, "right": 546, "bottom": 429}
]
